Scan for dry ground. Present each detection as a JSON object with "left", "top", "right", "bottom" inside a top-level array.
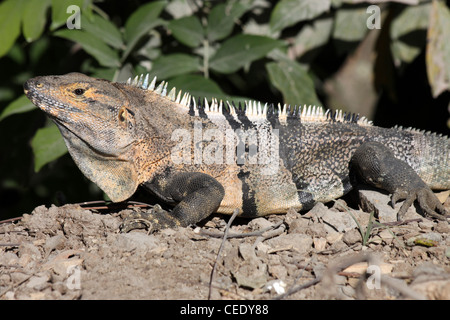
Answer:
[{"left": 1, "top": 187, "right": 449, "bottom": 300}]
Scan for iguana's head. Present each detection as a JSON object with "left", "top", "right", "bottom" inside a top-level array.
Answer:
[{"left": 24, "top": 72, "right": 140, "bottom": 202}]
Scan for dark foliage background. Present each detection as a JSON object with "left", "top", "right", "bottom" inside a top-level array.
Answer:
[{"left": 0, "top": 0, "right": 449, "bottom": 219}]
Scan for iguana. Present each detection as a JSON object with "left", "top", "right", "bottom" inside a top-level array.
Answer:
[{"left": 24, "top": 73, "right": 449, "bottom": 232}]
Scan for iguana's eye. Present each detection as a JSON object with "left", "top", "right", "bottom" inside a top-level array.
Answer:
[{"left": 74, "top": 88, "right": 85, "bottom": 95}]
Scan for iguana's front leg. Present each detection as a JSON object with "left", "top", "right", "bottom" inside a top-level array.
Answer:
[
  {"left": 351, "top": 141, "right": 448, "bottom": 221},
  {"left": 120, "top": 172, "right": 225, "bottom": 233}
]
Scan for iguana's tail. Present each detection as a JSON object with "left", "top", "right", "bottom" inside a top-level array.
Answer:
[{"left": 410, "top": 129, "right": 449, "bottom": 190}]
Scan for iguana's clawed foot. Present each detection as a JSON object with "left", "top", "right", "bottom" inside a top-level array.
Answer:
[
  {"left": 391, "top": 187, "right": 448, "bottom": 221},
  {"left": 119, "top": 204, "right": 180, "bottom": 233}
]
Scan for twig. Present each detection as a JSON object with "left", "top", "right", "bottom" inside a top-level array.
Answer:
[
  {"left": 274, "top": 256, "right": 317, "bottom": 300},
  {"left": 199, "top": 221, "right": 283, "bottom": 239},
  {"left": 0, "top": 243, "right": 20, "bottom": 247},
  {"left": 278, "top": 277, "right": 321, "bottom": 299},
  {"left": 0, "top": 217, "right": 22, "bottom": 224},
  {"left": 252, "top": 223, "right": 286, "bottom": 250},
  {"left": 374, "top": 218, "right": 422, "bottom": 227},
  {"left": 208, "top": 208, "right": 239, "bottom": 300},
  {"left": 323, "top": 252, "right": 427, "bottom": 300},
  {"left": 76, "top": 200, "right": 153, "bottom": 211},
  {"left": 0, "top": 273, "right": 33, "bottom": 298}
]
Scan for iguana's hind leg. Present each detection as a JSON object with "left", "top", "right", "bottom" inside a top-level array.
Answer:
[
  {"left": 351, "top": 141, "right": 448, "bottom": 221},
  {"left": 120, "top": 172, "right": 225, "bottom": 232}
]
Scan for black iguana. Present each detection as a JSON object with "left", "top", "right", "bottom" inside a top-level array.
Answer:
[{"left": 24, "top": 73, "right": 449, "bottom": 232}]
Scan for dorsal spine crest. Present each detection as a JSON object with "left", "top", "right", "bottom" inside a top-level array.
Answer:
[{"left": 124, "top": 73, "right": 373, "bottom": 126}]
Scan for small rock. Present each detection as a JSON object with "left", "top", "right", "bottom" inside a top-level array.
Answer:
[
  {"left": 0, "top": 252, "right": 19, "bottom": 265},
  {"left": 321, "top": 209, "right": 357, "bottom": 233},
  {"left": 307, "top": 223, "right": 328, "bottom": 238},
  {"left": 304, "top": 202, "right": 330, "bottom": 220},
  {"left": 10, "top": 272, "right": 30, "bottom": 284},
  {"left": 255, "top": 242, "right": 271, "bottom": 254},
  {"left": 358, "top": 187, "right": 422, "bottom": 223},
  {"left": 18, "top": 242, "right": 42, "bottom": 260},
  {"left": 248, "top": 217, "right": 274, "bottom": 231},
  {"left": 114, "top": 233, "right": 167, "bottom": 254},
  {"left": 232, "top": 264, "right": 268, "bottom": 290},
  {"left": 239, "top": 243, "right": 258, "bottom": 263},
  {"left": 342, "top": 229, "right": 361, "bottom": 245},
  {"left": 44, "top": 235, "right": 66, "bottom": 254},
  {"left": 358, "top": 188, "right": 396, "bottom": 222},
  {"left": 379, "top": 229, "right": 394, "bottom": 240},
  {"left": 26, "top": 272, "right": 51, "bottom": 290},
  {"left": 326, "top": 232, "right": 343, "bottom": 244},
  {"left": 418, "top": 219, "right": 435, "bottom": 230},
  {"left": 313, "top": 237, "right": 327, "bottom": 251},
  {"left": 268, "top": 264, "right": 288, "bottom": 280},
  {"left": 267, "top": 233, "right": 313, "bottom": 254},
  {"left": 341, "top": 285, "right": 356, "bottom": 299},
  {"left": 4, "top": 291, "right": 15, "bottom": 300},
  {"left": 435, "top": 221, "right": 450, "bottom": 234},
  {"left": 288, "top": 217, "right": 310, "bottom": 234}
]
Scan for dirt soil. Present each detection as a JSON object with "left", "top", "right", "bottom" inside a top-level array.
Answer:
[{"left": 1, "top": 188, "right": 449, "bottom": 300}]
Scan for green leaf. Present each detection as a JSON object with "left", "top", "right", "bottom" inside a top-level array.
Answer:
[
  {"left": 124, "top": 1, "right": 166, "bottom": 56},
  {"left": 426, "top": 0, "right": 450, "bottom": 98},
  {"left": 167, "top": 75, "right": 227, "bottom": 101},
  {"left": 207, "top": 2, "right": 250, "bottom": 42},
  {"left": 50, "top": 0, "right": 85, "bottom": 30},
  {"left": 54, "top": 29, "right": 120, "bottom": 67},
  {"left": 0, "top": 95, "right": 36, "bottom": 122},
  {"left": 332, "top": 7, "right": 369, "bottom": 42},
  {"left": 22, "top": 0, "right": 51, "bottom": 42},
  {"left": 81, "top": 13, "right": 123, "bottom": 49},
  {"left": 266, "top": 60, "right": 321, "bottom": 106},
  {"left": 209, "top": 35, "right": 285, "bottom": 74},
  {"left": 168, "top": 16, "right": 204, "bottom": 48},
  {"left": 390, "top": 3, "right": 431, "bottom": 65},
  {"left": 0, "top": 0, "right": 25, "bottom": 58},
  {"left": 270, "top": 0, "right": 331, "bottom": 33},
  {"left": 31, "top": 123, "right": 68, "bottom": 172},
  {"left": 150, "top": 54, "right": 201, "bottom": 79},
  {"left": 294, "top": 17, "right": 333, "bottom": 59}
]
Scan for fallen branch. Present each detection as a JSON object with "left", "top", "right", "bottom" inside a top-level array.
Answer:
[
  {"left": 323, "top": 252, "right": 427, "bottom": 300},
  {"left": 199, "top": 221, "right": 283, "bottom": 239},
  {"left": 208, "top": 208, "right": 239, "bottom": 300},
  {"left": 252, "top": 223, "right": 286, "bottom": 250},
  {"left": 0, "top": 217, "right": 22, "bottom": 225},
  {"left": 76, "top": 200, "right": 153, "bottom": 211},
  {"left": 274, "top": 257, "right": 317, "bottom": 300}
]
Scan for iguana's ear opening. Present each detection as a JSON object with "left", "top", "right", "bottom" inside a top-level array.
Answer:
[{"left": 57, "top": 124, "right": 138, "bottom": 202}]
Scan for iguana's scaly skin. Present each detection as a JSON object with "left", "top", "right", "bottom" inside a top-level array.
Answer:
[{"left": 24, "top": 73, "right": 449, "bottom": 232}]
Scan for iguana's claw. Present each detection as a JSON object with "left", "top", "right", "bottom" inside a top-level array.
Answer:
[
  {"left": 391, "top": 187, "right": 448, "bottom": 221},
  {"left": 119, "top": 204, "right": 175, "bottom": 233}
]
